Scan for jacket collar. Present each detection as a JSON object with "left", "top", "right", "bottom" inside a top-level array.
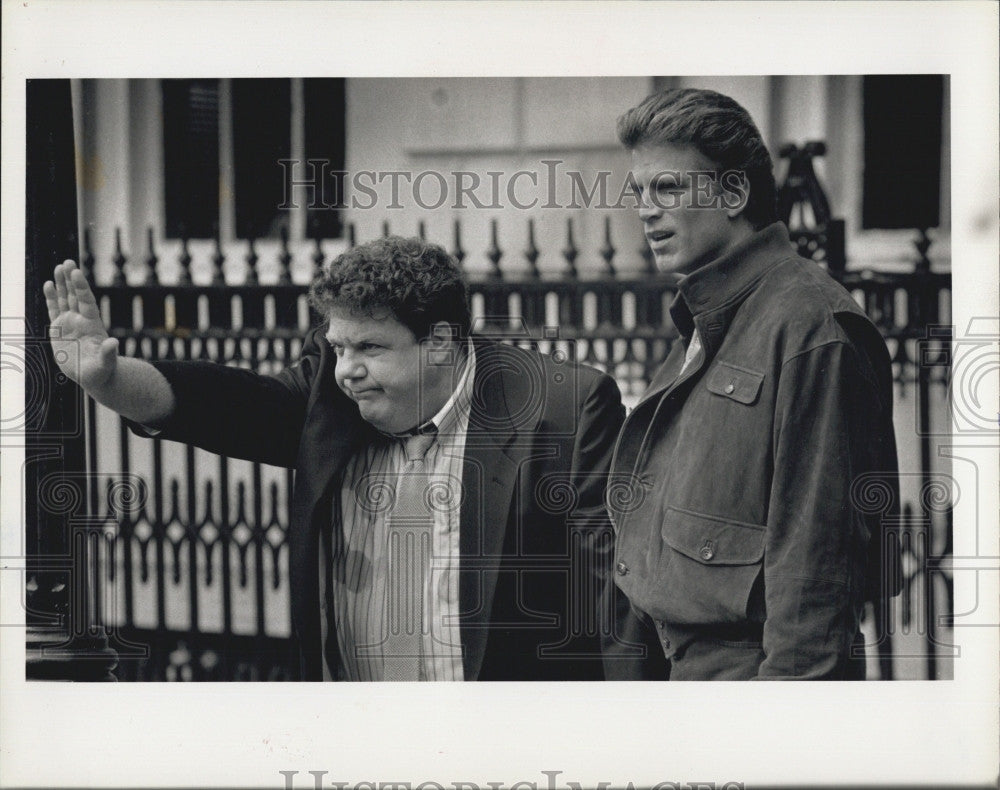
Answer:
[
  {"left": 465, "top": 336, "right": 542, "bottom": 439},
  {"left": 670, "top": 221, "right": 795, "bottom": 331}
]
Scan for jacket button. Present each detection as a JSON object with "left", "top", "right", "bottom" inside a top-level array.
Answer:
[
  {"left": 725, "top": 382, "right": 736, "bottom": 394},
  {"left": 700, "top": 543, "right": 715, "bottom": 561},
  {"left": 616, "top": 561, "right": 629, "bottom": 576}
]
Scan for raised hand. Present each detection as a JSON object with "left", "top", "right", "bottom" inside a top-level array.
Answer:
[{"left": 43, "top": 260, "right": 120, "bottom": 393}]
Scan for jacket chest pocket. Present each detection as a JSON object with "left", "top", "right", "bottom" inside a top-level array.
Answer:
[
  {"left": 658, "top": 506, "right": 765, "bottom": 626},
  {"left": 705, "top": 361, "right": 765, "bottom": 405}
]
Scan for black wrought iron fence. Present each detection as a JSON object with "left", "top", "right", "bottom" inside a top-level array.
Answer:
[{"left": 32, "top": 215, "right": 953, "bottom": 681}]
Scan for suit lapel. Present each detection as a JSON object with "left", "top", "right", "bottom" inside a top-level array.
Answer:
[
  {"left": 459, "top": 340, "right": 538, "bottom": 680},
  {"left": 288, "top": 348, "right": 374, "bottom": 676}
]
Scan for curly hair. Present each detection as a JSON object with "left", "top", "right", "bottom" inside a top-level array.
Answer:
[
  {"left": 617, "top": 88, "right": 777, "bottom": 230},
  {"left": 308, "top": 236, "right": 471, "bottom": 340}
]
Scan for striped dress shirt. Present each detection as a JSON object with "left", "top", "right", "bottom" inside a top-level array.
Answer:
[{"left": 328, "top": 343, "right": 476, "bottom": 681}]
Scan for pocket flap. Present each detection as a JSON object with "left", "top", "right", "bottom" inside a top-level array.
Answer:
[
  {"left": 706, "top": 361, "right": 764, "bottom": 405},
  {"left": 663, "top": 507, "right": 765, "bottom": 565}
]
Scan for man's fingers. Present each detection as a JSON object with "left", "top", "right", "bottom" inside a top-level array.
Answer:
[
  {"left": 42, "top": 280, "right": 61, "bottom": 322},
  {"left": 61, "top": 261, "right": 80, "bottom": 312},
  {"left": 53, "top": 263, "right": 70, "bottom": 312},
  {"left": 69, "top": 268, "right": 101, "bottom": 319}
]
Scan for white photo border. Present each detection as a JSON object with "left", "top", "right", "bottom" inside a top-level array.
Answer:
[{"left": 2, "top": 2, "right": 998, "bottom": 788}]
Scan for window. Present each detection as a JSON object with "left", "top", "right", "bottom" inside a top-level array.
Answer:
[
  {"left": 162, "top": 79, "right": 220, "bottom": 239},
  {"left": 303, "top": 78, "right": 346, "bottom": 240},
  {"left": 232, "top": 79, "right": 291, "bottom": 240},
  {"left": 161, "top": 78, "right": 346, "bottom": 241},
  {"left": 862, "top": 75, "right": 945, "bottom": 231}
]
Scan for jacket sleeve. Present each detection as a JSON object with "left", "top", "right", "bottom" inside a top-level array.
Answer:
[
  {"left": 757, "top": 337, "right": 891, "bottom": 679},
  {"left": 563, "top": 373, "right": 636, "bottom": 678},
  {"left": 130, "top": 326, "right": 328, "bottom": 468}
]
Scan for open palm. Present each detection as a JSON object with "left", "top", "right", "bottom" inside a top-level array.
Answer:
[{"left": 43, "top": 260, "right": 119, "bottom": 391}]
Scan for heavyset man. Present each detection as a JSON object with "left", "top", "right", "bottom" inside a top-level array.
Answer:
[
  {"left": 606, "top": 88, "right": 899, "bottom": 679},
  {"left": 44, "top": 237, "right": 625, "bottom": 681}
]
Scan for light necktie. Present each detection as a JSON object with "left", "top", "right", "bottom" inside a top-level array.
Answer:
[{"left": 382, "top": 429, "right": 437, "bottom": 681}]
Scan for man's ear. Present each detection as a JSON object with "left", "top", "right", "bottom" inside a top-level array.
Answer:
[
  {"left": 425, "top": 322, "right": 459, "bottom": 368},
  {"left": 428, "top": 321, "right": 458, "bottom": 347},
  {"left": 721, "top": 170, "right": 751, "bottom": 220}
]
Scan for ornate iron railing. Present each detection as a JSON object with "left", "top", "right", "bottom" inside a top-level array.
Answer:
[{"left": 30, "top": 214, "right": 952, "bottom": 681}]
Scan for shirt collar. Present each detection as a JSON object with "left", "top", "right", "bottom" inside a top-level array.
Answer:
[
  {"left": 673, "top": 221, "right": 795, "bottom": 322},
  {"left": 428, "top": 338, "right": 476, "bottom": 436}
]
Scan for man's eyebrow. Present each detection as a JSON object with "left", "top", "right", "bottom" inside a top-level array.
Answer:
[
  {"left": 651, "top": 171, "right": 692, "bottom": 187},
  {"left": 325, "top": 331, "right": 387, "bottom": 345}
]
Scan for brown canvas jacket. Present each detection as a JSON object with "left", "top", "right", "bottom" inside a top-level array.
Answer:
[{"left": 608, "top": 222, "right": 900, "bottom": 680}]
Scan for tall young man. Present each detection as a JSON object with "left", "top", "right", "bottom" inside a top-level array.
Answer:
[{"left": 607, "top": 88, "right": 899, "bottom": 679}]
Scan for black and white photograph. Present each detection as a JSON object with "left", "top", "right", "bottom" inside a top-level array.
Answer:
[{"left": 2, "top": 2, "right": 998, "bottom": 789}]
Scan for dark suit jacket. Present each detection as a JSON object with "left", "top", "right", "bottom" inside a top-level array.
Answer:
[{"left": 139, "top": 329, "right": 625, "bottom": 680}]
